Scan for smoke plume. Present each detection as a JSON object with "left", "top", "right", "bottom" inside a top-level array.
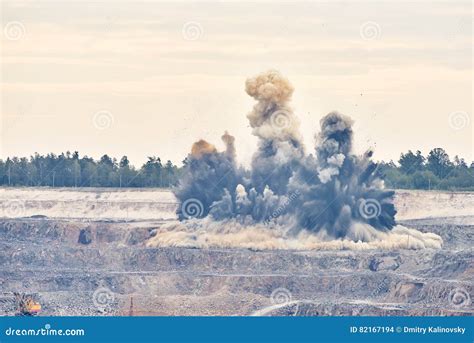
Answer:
[{"left": 156, "top": 70, "right": 442, "bottom": 250}]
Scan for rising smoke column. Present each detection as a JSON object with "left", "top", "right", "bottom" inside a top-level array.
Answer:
[
  {"left": 214, "top": 70, "right": 308, "bottom": 222},
  {"left": 174, "top": 133, "right": 241, "bottom": 220},
  {"left": 174, "top": 70, "right": 398, "bottom": 242},
  {"left": 245, "top": 70, "right": 305, "bottom": 195},
  {"left": 289, "top": 111, "right": 397, "bottom": 239}
]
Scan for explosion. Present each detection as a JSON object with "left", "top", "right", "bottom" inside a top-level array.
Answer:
[{"left": 148, "top": 70, "right": 442, "bottom": 250}]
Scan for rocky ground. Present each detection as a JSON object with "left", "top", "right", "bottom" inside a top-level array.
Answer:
[{"left": 0, "top": 188, "right": 472, "bottom": 316}]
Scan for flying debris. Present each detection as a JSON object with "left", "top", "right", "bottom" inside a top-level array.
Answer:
[
  {"left": 171, "top": 70, "right": 437, "bottom": 248},
  {"left": 289, "top": 110, "right": 397, "bottom": 239}
]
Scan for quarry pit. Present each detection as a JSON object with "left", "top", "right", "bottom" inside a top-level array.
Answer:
[{"left": 0, "top": 188, "right": 472, "bottom": 316}]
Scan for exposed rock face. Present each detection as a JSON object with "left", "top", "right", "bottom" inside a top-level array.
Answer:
[
  {"left": 0, "top": 188, "right": 471, "bottom": 222},
  {"left": 0, "top": 217, "right": 472, "bottom": 316},
  {"left": 0, "top": 189, "right": 472, "bottom": 316}
]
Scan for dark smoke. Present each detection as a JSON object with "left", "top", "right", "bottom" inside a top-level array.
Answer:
[
  {"left": 289, "top": 111, "right": 396, "bottom": 239},
  {"left": 174, "top": 70, "right": 397, "bottom": 241},
  {"left": 175, "top": 135, "right": 240, "bottom": 220}
]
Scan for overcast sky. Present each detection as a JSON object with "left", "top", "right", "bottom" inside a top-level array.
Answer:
[{"left": 1, "top": 0, "right": 472, "bottom": 167}]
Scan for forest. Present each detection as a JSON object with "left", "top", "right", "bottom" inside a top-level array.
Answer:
[
  {"left": 0, "top": 148, "right": 472, "bottom": 190},
  {"left": 0, "top": 152, "right": 181, "bottom": 188}
]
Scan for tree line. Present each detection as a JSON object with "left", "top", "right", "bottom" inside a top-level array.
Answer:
[
  {"left": 378, "top": 148, "right": 473, "bottom": 191},
  {"left": 0, "top": 152, "right": 182, "bottom": 188},
  {"left": 0, "top": 148, "right": 472, "bottom": 190}
]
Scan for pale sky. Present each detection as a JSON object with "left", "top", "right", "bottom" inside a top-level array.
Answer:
[{"left": 1, "top": 0, "right": 472, "bottom": 167}]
